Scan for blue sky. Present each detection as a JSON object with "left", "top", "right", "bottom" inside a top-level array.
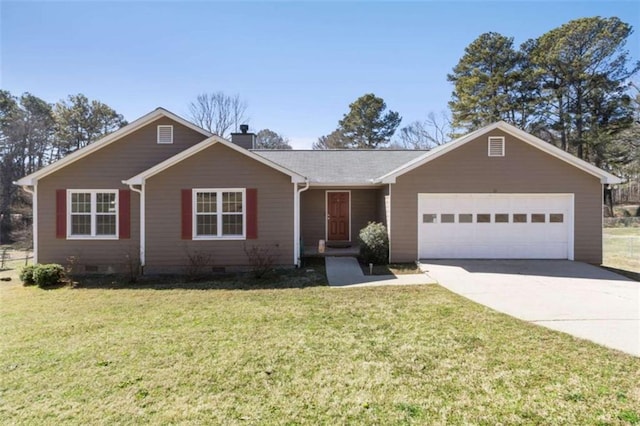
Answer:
[{"left": 2, "top": 1, "right": 639, "bottom": 148}]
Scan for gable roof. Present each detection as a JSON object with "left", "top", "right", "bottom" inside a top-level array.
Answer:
[
  {"left": 254, "top": 150, "right": 426, "bottom": 185},
  {"left": 14, "top": 108, "right": 211, "bottom": 186},
  {"left": 376, "top": 121, "right": 622, "bottom": 184},
  {"left": 124, "top": 136, "right": 306, "bottom": 185}
]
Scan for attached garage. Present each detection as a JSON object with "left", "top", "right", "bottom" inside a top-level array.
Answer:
[{"left": 418, "top": 193, "right": 573, "bottom": 259}]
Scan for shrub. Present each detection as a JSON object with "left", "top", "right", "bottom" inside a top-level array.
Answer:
[
  {"left": 123, "top": 247, "right": 141, "bottom": 283},
  {"left": 32, "top": 264, "right": 65, "bottom": 288},
  {"left": 20, "top": 265, "right": 36, "bottom": 286},
  {"left": 244, "top": 244, "right": 278, "bottom": 278},
  {"left": 359, "top": 222, "right": 389, "bottom": 265},
  {"left": 184, "top": 248, "right": 214, "bottom": 281}
]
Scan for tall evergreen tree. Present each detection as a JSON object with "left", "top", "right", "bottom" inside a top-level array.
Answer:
[
  {"left": 316, "top": 94, "right": 401, "bottom": 149},
  {"left": 529, "top": 16, "right": 639, "bottom": 161},
  {"left": 338, "top": 93, "right": 401, "bottom": 149},
  {"left": 53, "top": 94, "right": 127, "bottom": 158},
  {"left": 447, "top": 32, "right": 531, "bottom": 133}
]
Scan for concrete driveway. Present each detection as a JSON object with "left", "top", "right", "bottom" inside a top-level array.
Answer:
[{"left": 419, "top": 260, "right": 640, "bottom": 356}]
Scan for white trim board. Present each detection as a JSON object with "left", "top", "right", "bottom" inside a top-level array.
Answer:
[
  {"left": 15, "top": 108, "right": 211, "bottom": 186},
  {"left": 377, "top": 121, "right": 621, "bottom": 185},
  {"left": 124, "top": 136, "right": 306, "bottom": 185}
]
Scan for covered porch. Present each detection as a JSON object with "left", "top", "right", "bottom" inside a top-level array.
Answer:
[{"left": 299, "top": 187, "right": 389, "bottom": 253}]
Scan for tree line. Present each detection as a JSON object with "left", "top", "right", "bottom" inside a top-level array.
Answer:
[
  {"left": 316, "top": 17, "right": 639, "bottom": 171},
  {"left": 0, "top": 92, "right": 127, "bottom": 243},
  {"left": 447, "top": 16, "right": 639, "bottom": 172}
]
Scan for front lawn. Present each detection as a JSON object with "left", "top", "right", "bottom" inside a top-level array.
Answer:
[{"left": 1, "top": 277, "right": 639, "bottom": 424}]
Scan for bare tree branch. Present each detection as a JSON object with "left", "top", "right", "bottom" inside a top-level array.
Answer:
[
  {"left": 188, "top": 92, "right": 249, "bottom": 138},
  {"left": 397, "top": 111, "right": 452, "bottom": 149}
]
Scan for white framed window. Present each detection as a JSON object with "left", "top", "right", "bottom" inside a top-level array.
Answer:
[
  {"left": 68, "top": 190, "right": 118, "bottom": 239},
  {"left": 193, "top": 189, "right": 245, "bottom": 239},
  {"left": 157, "top": 125, "right": 173, "bottom": 144},
  {"left": 488, "top": 136, "right": 505, "bottom": 157}
]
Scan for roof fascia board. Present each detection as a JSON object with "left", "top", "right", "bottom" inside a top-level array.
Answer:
[
  {"left": 155, "top": 107, "right": 212, "bottom": 139},
  {"left": 308, "top": 183, "right": 383, "bottom": 188},
  {"left": 378, "top": 121, "right": 621, "bottom": 184},
  {"left": 496, "top": 123, "right": 621, "bottom": 184},
  {"left": 124, "top": 136, "right": 306, "bottom": 185},
  {"left": 14, "top": 108, "right": 212, "bottom": 186},
  {"left": 377, "top": 124, "right": 500, "bottom": 184}
]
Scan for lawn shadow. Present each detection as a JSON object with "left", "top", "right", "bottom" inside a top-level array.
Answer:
[{"left": 71, "top": 267, "right": 328, "bottom": 291}]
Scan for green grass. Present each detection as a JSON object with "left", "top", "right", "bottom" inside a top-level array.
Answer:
[
  {"left": 603, "top": 227, "right": 640, "bottom": 274},
  {"left": 2, "top": 276, "right": 639, "bottom": 424}
]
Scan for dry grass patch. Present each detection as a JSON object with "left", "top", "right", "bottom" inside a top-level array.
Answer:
[
  {"left": 603, "top": 227, "right": 640, "bottom": 275},
  {"left": 1, "top": 279, "right": 639, "bottom": 424},
  {"left": 361, "top": 263, "right": 421, "bottom": 276}
]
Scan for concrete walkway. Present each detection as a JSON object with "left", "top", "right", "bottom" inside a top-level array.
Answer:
[
  {"left": 325, "top": 257, "right": 435, "bottom": 287},
  {"left": 419, "top": 260, "right": 640, "bottom": 357}
]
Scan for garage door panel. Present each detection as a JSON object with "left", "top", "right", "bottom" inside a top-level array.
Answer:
[{"left": 418, "top": 194, "right": 572, "bottom": 259}]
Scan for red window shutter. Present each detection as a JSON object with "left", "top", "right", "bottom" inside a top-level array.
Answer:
[
  {"left": 118, "top": 189, "right": 131, "bottom": 239},
  {"left": 56, "top": 189, "right": 66, "bottom": 239},
  {"left": 246, "top": 188, "right": 258, "bottom": 239},
  {"left": 181, "top": 189, "right": 192, "bottom": 240}
]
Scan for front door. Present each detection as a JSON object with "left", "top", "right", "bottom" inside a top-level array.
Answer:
[{"left": 327, "top": 191, "right": 350, "bottom": 241}]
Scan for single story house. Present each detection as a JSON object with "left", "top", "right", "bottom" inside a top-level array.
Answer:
[{"left": 15, "top": 108, "right": 620, "bottom": 273}]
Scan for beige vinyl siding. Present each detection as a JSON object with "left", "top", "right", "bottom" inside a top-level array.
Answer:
[
  {"left": 390, "top": 129, "right": 603, "bottom": 264},
  {"left": 300, "top": 188, "right": 382, "bottom": 245},
  {"left": 144, "top": 143, "right": 294, "bottom": 272},
  {"left": 37, "top": 118, "right": 207, "bottom": 271}
]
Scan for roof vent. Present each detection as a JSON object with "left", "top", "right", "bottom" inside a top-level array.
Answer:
[
  {"left": 488, "top": 136, "right": 505, "bottom": 157},
  {"left": 157, "top": 125, "right": 173, "bottom": 144}
]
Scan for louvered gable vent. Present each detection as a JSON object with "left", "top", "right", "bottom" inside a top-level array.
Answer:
[
  {"left": 157, "top": 125, "right": 173, "bottom": 144},
  {"left": 488, "top": 136, "right": 505, "bottom": 157}
]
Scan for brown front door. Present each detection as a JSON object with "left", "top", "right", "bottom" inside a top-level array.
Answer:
[{"left": 327, "top": 191, "right": 349, "bottom": 241}]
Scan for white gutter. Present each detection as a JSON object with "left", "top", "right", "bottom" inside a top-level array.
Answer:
[
  {"left": 20, "top": 184, "right": 37, "bottom": 264},
  {"left": 293, "top": 179, "right": 310, "bottom": 267},
  {"left": 124, "top": 181, "right": 145, "bottom": 271}
]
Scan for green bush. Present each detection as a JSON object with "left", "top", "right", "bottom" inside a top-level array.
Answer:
[
  {"left": 359, "top": 222, "right": 389, "bottom": 265},
  {"left": 20, "top": 265, "right": 36, "bottom": 286},
  {"left": 32, "top": 264, "right": 65, "bottom": 288}
]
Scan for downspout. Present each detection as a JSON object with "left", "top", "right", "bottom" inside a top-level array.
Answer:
[
  {"left": 21, "top": 185, "right": 37, "bottom": 264},
  {"left": 387, "top": 182, "right": 392, "bottom": 264},
  {"left": 126, "top": 182, "right": 145, "bottom": 273},
  {"left": 294, "top": 179, "right": 310, "bottom": 267}
]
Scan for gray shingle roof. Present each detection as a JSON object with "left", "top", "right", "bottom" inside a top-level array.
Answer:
[{"left": 253, "top": 150, "right": 427, "bottom": 184}]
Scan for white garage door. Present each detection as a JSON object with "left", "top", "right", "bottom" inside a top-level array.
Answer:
[{"left": 418, "top": 194, "right": 573, "bottom": 259}]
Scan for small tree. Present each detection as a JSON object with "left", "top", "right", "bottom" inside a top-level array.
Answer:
[
  {"left": 358, "top": 222, "right": 389, "bottom": 265},
  {"left": 313, "top": 129, "right": 350, "bottom": 149},
  {"left": 255, "top": 129, "right": 292, "bottom": 149}
]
